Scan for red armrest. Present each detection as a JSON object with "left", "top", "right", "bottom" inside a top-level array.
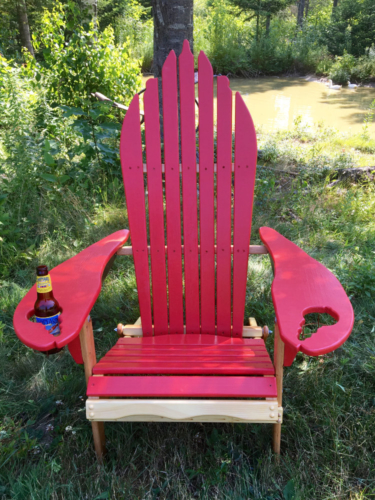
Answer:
[
  {"left": 259, "top": 227, "right": 354, "bottom": 366},
  {"left": 13, "top": 230, "right": 129, "bottom": 361}
]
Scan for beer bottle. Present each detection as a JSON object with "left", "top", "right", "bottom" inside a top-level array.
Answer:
[{"left": 34, "top": 265, "right": 63, "bottom": 354}]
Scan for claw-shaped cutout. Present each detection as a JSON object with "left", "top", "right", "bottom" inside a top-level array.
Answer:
[{"left": 299, "top": 310, "right": 338, "bottom": 341}]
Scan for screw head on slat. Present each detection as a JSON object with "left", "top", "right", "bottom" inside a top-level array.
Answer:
[
  {"left": 89, "top": 404, "right": 94, "bottom": 410},
  {"left": 270, "top": 405, "right": 275, "bottom": 411},
  {"left": 89, "top": 412, "right": 95, "bottom": 417},
  {"left": 270, "top": 413, "right": 275, "bottom": 418}
]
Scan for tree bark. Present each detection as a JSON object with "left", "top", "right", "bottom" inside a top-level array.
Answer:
[
  {"left": 265, "top": 14, "right": 271, "bottom": 36},
  {"left": 16, "top": 0, "right": 34, "bottom": 56},
  {"left": 296, "top": 0, "right": 305, "bottom": 28},
  {"left": 256, "top": 11, "right": 260, "bottom": 41},
  {"left": 304, "top": 0, "right": 309, "bottom": 18},
  {"left": 82, "top": 0, "right": 98, "bottom": 29},
  {"left": 151, "top": 0, "right": 194, "bottom": 78},
  {"left": 331, "top": 0, "right": 339, "bottom": 17}
]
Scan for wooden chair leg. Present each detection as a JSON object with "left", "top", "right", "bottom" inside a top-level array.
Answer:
[
  {"left": 272, "top": 321, "right": 284, "bottom": 456},
  {"left": 92, "top": 422, "right": 106, "bottom": 461},
  {"left": 80, "top": 316, "right": 106, "bottom": 460}
]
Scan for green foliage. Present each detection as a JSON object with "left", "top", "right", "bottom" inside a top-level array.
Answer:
[
  {"left": 28, "top": 2, "right": 141, "bottom": 106},
  {"left": 197, "top": 0, "right": 249, "bottom": 75},
  {"left": 328, "top": 50, "right": 375, "bottom": 85},
  {"left": 329, "top": 52, "right": 356, "bottom": 85},
  {"left": 327, "top": 0, "right": 375, "bottom": 57},
  {"left": 0, "top": 51, "right": 126, "bottom": 277},
  {"left": 114, "top": 0, "right": 153, "bottom": 72}
]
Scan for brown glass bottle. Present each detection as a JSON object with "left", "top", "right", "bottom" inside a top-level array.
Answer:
[{"left": 34, "top": 265, "right": 63, "bottom": 355}]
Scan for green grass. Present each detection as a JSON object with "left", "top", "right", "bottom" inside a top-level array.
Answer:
[{"left": 1, "top": 123, "right": 375, "bottom": 499}]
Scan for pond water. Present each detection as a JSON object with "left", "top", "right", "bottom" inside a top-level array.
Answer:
[
  {"left": 142, "top": 76, "right": 375, "bottom": 136},
  {"left": 228, "top": 77, "right": 375, "bottom": 136}
]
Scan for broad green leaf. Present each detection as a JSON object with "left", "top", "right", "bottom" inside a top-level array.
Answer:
[
  {"left": 44, "top": 152, "right": 55, "bottom": 166},
  {"left": 283, "top": 479, "right": 295, "bottom": 500},
  {"left": 59, "top": 175, "right": 71, "bottom": 184},
  {"left": 59, "top": 105, "right": 86, "bottom": 117},
  {"left": 40, "top": 173, "right": 59, "bottom": 183},
  {"left": 97, "top": 144, "right": 115, "bottom": 154}
]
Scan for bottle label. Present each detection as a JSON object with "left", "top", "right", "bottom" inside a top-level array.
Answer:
[
  {"left": 35, "top": 313, "right": 61, "bottom": 336},
  {"left": 36, "top": 274, "right": 53, "bottom": 293}
]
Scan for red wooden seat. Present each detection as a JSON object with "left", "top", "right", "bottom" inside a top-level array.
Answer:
[{"left": 93, "top": 335, "right": 274, "bottom": 375}]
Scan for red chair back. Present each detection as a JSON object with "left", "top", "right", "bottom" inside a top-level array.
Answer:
[{"left": 120, "top": 41, "right": 257, "bottom": 337}]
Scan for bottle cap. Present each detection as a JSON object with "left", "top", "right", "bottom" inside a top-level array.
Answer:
[{"left": 36, "top": 265, "right": 49, "bottom": 276}]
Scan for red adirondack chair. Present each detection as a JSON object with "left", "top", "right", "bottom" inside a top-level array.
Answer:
[{"left": 13, "top": 41, "right": 354, "bottom": 460}]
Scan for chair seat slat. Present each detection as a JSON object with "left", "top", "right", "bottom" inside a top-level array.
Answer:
[{"left": 87, "top": 375, "right": 278, "bottom": 398}]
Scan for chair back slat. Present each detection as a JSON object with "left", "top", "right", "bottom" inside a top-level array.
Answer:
[
  {"left": 198, "top": 51, "right": 215, "bottom": 335},
  {"left": 162, "top": 51, "right": 184, "bottom": 334},
  {"left": 120, "top": 96, "right": 153, "bottom": 335},
  {"left": 144, "top": 79, "right": 168, "bottom": 335},
  {"left": 120, "top": 42, "right": 258, "bottom": 337},
  {"left": 216, "top": 76, "right": 233, "bottom": 336},
  {"left": 232, "top": 93, "right": 257, "bottom": 336},
  {"left": 179, "top": 40, "right": 200, "bottom": 333}
]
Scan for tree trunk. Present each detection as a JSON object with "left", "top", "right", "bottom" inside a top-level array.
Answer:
[
  {"left": 256, "top": 11, "right": 260, "bottom": 41},
  {"left": 82, "top": 0, "right": 98, "bottom": 29},
  {"left": 332, "top": 0, "right": 339, "bottom": 17},
  {"left": 16, "top": 0, "right": 34, "bottom": 57},
  {"left": 304, "top": 0, "right": 309, "bottom": 18},
  {"left": 151, "top": 0, "right": 194, "bottom": 78},
  {"left": 297, "top": 0, "right": 306, "bottom": 28},
  {"left": 151, "top": 0, "right": 193, "bottom": 140},
  {"left": 265, "top": 14, "right": 271, "bottom": 37}
]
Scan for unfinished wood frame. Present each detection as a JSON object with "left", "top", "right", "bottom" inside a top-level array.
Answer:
[
  {"left": 272, "top": 321, "right": 285, "bottom": 454},
  {"left": 86, "top": 398, "right": 282, "bottom": 423},
  {"left": 118, "top": 324, "right": 263, "bottom": 338},
  {"left": 117, "top": 244, "right": 268, "bottom": 256},
  {"left": 141, "top": 163, "right": 244, "bottom": 173},
  {"left": 117, "top": 316, "right": 268, "bottom": 339},
  {"left": 79, "top": 317, "right": 106, "bottom": 461}
]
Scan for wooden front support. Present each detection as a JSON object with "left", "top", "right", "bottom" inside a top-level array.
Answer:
[
  {"left": 272, "top": 321, "right": 285, "bottom": 455},
  {"left": 86, "top": 399, "right": 283, "bottom": 423},
  {"left": 79, "top": 317, "right": 106, "bottom": 461}
]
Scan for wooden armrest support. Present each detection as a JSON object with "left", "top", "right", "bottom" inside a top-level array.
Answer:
[
  {"left": 259, "top": 227, "right": 354, "bottom": 366},
  {"left": 13, "top": 230, "right": 129, "bottom": 361}
]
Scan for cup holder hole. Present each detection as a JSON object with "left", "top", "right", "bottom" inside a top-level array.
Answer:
[{"left": 299, "top": 312, "right": 337, "bottom": 341}]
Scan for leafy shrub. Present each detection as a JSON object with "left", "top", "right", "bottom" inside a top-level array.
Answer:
[
  {"left": 115, "top": 1, "right": 153, "bottom": 72},
  {"left": 200, "top": 0, "right": 249, "bottom": 75},
  {"left": 329, "top": 52, "right": 356, "bottom": 85},
  {"left": 27, "top": 2, "right": 141, "bottom": 106},
  {"left": 349, "top": 45, "right": 375, "bottom": 82}
]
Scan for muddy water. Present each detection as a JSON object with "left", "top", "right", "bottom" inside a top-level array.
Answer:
[
  {"left": 142, "top": 76, "right": 375, "bottom": 135},
  {"left": 228, "top": 77, "right": 375, "bottom": 135}
]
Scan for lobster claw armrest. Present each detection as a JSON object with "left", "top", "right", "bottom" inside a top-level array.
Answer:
[
  {"left": 259, "top": 227, "right": 354, "bottom": 366},
  {"left": 13, "top": 230, "right": 130, "bottom": 362}
]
